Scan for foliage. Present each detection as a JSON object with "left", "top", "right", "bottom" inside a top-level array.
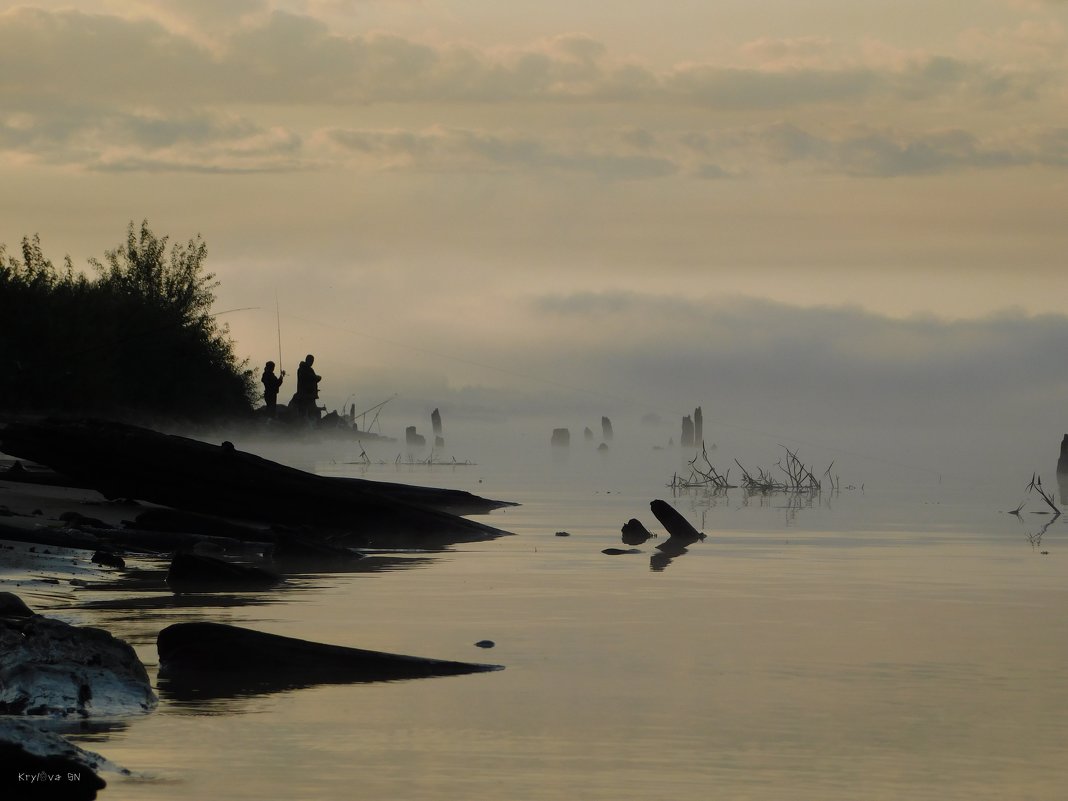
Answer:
[{"left": 0, "top": 221, "right": 255, "bottom": 421}]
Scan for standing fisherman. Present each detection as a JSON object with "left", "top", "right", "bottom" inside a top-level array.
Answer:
[
  {"left": 261, "top": 361, "right": 285, "bottom": 416},
  {"left": 295, "top": 354, "right": 322, "bottom": 420}
]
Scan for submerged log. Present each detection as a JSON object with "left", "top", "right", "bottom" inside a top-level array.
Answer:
[
  {"left": 157, "top": 622, "right": 503, "bottom": 686},
  {"left": 0, "top": 418, "right": 514, "bottom": 545}
]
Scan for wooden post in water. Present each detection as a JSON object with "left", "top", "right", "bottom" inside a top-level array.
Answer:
[
  {"left": 601, "top": 416, "right": 613, "bottom": 442},
  {"left": 681, "top": 415, "right": 694, "bottom": 448},
  {"left": 431, "top": 408, "right": 444, "bottom": 449}
]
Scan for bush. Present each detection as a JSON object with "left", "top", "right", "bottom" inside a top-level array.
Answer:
[{"left": 0, "top": 221, "right": 255, "bottom": 421}]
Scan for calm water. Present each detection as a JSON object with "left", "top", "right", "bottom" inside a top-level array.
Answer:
[{"left": 17, "top": 429, "right": 1068, "bottom": 801}]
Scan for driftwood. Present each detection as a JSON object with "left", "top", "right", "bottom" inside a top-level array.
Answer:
[
  {"left": 0, "top": 419, "right": 514, "bottom": 546},
  {"left": 649, "top": 499, "right": 703, "bottom": 543}
]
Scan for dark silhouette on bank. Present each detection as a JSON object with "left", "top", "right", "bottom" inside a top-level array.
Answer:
[
  {"left": 260, "top": 361, "right": 284, "bottom": 416},
  {"left": 291, "top": 354, "right": 322, "bottom": 420},
  {"left": 0, "top": 221, "right": 255, "bottom": 421}
]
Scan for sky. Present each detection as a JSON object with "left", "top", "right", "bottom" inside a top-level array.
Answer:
[{"left": 2, "top": 0, "right": 1067, "bottom": 482}]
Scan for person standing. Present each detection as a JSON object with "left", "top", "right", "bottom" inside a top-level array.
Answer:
[
  {"left": 261, "top": 361, "right": 285, "bottom": 416},
  {"left": 295, "top": 354, "right": 322, "bottom": 420}
]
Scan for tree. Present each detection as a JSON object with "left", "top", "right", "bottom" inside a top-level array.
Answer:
[{"left": 0, "top": 221, "right": 255, "bottom": 420}]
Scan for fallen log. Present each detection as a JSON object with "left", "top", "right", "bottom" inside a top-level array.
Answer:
[
  {"left": 0, "top": 418, "right": 514, "bottom": 545},
  {"left": 649, "top": 499, "right": 704, "bottom": 544}
]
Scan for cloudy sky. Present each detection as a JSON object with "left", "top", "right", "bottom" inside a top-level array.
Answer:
[{"left": 2, "top": 0, "right": 1067, "bottom": 479}]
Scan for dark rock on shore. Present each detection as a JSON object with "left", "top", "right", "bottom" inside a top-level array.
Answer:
[
  {"left": 0, "top": 418, "right": 515, "bottom": 545},
  {"left": 271, "top": 530, "right": 363, "bottom": 570},
  {"left": 0, "top": 719, "right": 111, "bottom": 800},
  {"left": 157, "top": 622, "right": 503, "bottom": 698},
  {"left": 0, "top": 600, "right": 156, "bottom": 717},
  {"left": 166, "top": 551, "right": 281, "bottom": 592},
  {"left": 0, "top": 591, "right": 35, "bottom": 618}
]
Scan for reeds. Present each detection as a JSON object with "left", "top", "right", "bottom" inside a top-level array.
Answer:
[
  {"left": 1025, "top": 473, "right": 1061, "bottom": 516},
  {"left": 670, "top": 444, "right": 838, "bottom": 495}
]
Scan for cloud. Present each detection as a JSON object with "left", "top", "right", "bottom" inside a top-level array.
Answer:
[
  {"left": 704, "top": 122, "right": 1068, "bottom": 177},
  {"left": 0, "top": 7, "right": 1063, "bottom": 177},
  {"left": 0, "top": 105, "right": 305, "bottom": 172},
  {"left": 0, "top": 7, "right": 1055, "bottom": 109},
  {"left": 323, "top": 125, "right": 677, "bottom": 179},
  {"left": 518, "top": 292, "right": 1068, "bottom": 432}
]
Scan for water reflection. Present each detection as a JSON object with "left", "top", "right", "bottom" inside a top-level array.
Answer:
[{"left": 650, "top": 531, "right": 705, "bottom": 572}]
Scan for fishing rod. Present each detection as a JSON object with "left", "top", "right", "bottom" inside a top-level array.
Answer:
[
  {"left": 275, "top": 292, "right": 283, "bottom": 371},
  {"left": 353, "top": 394, "right": 397, "bottom": 433}
]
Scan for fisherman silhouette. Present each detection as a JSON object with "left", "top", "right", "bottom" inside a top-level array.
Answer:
[
  {"left": 294, "top": 354, "right": 322, "bottom": 420},
  {"left": 261, "top": 361, "right": 284, "bottom": 416}
]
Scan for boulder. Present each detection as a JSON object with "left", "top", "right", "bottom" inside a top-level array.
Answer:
[
  {"left": 166, "top": 551, "right": 281, "bottom": 592},
  {"left": 0, "top": 606, "right": 156, "bottom": 717},
  {"left": 0, "top": 719, "right": 112, "bottom": 800},
  {"left": 621, "top": 518, "right": 655, "bottom": 545}
]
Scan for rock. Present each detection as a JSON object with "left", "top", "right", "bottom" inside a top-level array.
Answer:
[
  {"left": 166, "top": 551, "right": 281, "bottom": 592},
  {"left": 554, "top": 531, "right": 571, "bottom": 537},
  {"left": 271, "top": 530, "right": 363, "bottom": 570},
  {"left": 0, "top": 719, "right": 111, "bottom": 800},
  {"left": 694, "top": 406, "right": 703, "bottom": 447},
  {"left": 583, "top": 427, "right": 594, "bottom": 441},
  {"left": 474, "top": 640, "right": 495, "bottom": 649},
  {"left": 431, "top": 408, "right": 443, "bottom": 437},
  {"left": 602, "top": 548, "right": 641, "bottom": 555},
  {"left": 551, "top": 428, "right": 570, "bottom": 448},
  {"left": 620, "top": 519, "right": 654, "bottom": 545},
  {"left": 0, "top": 592, "right": 35, "bottom": 618},
  {"left": 157, "top": 622, "right": 504, "bottom": 690},
  {"left": 1058, "top": 433, "right": 1068, "bottom": 474},
  {"left": 91, "top": 551, "right": 125, "bottom": 570},
  {"left": 0, "top": 611, "right": 157, "bottom": 717}
]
